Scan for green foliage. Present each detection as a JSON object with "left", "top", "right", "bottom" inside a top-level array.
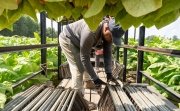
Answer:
[
  {"left": 0, "top": 35, "right": 63, "bottom": 108},
  {"left": 0, "top": 81, "right": 13, "bottom": 109},
  {"left": 0, "top": 0, "right": 180, "bottom": 31},
  {"left": 0, "top": 16, "right": 39, "bottom": 37},
  {"left": 124, "top": 36, "right": 180, "bottom": 95}
]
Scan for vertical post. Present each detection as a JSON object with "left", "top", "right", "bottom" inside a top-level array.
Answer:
[
  {"left": 123, "top": 30, "right": 128, "bottom": 82},
  {"left": 116, "top": 47, "right": 120, "bottom": 62},
  {"left": 40, "top": 12, "right": 47, "bottom": 75},
  {"left": 58, "top": 22, "right": 62, "bottom": 79},
  {"left": 136, "top": 26, "right": 145, "bottom": 83}
]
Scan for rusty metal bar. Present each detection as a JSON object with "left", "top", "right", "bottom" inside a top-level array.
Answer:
[
  {"left": 121, "top": 45, "right": 180, "bottom": 57},
  {"left": 12, "top": 70, "right": 43, "bottom": 88},
  {"left": 141, "top": 71, "right": 180, "bottom": 100},
  {"left": 0, "top": 44, "right": 58, "bottom": 53}
]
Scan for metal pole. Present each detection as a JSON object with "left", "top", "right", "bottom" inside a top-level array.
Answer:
[
  {"left": 123, "top": 30, "right": 128, "bottom": 82},
  {"left": 136, "top": 26, "right": 145, "bottom": 83},
  {"left": 58, "top": 22, "right": 62, "bottom": 79},
  {"left": 40, "top": 12, "right": 47, "bottom": 75},
  {"left": 116, "top": 47, "right": 120, "bottom": 62}
]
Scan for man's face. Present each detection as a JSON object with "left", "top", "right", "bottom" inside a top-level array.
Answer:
[{"left": 102, "top": 22, "right": 112, "bottom": 43}]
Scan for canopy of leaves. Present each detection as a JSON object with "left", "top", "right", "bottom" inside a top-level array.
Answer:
[{"left": 0, "top": 0, "right": 179, "bottom": 31}]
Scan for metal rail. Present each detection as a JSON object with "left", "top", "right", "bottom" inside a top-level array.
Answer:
[
  {"left": 120, "top": 45, "right": 180, "bottom": 57},
  {"left": 0, "top": 44, "right": 58, "bottom": 53},
  {"left": 141, "top": 71, "right": 180, "bottom": 100},
  {"left": 12, "top": 70, "right": 43, "bottom": 88}
]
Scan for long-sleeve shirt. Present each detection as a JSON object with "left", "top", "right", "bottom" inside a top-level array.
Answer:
[{"left": 63, "top": 19, "right": 112, "bottom": 79}]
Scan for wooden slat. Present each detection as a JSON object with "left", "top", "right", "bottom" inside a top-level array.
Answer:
[
  {"left": 115, "top": 86, "right": 137, "bottom": 111},
  {"left": 147, "top": 86, "right": 179, "bottom": 111},
  {"left": 131, "top": 87, "right": 159, "bottom": 111},
  {"left": 138, "top": 87, "right": 170, "bottom": 111},
  {"left": 108, "top": 85, "right": 125, "bottom": 111},
  {"left": 125, "top": 86, "right": 149, "bottom": 111}
]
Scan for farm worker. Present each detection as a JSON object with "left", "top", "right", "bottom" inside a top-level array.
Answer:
[{"left": 59, "top": 17, "right": 125, "bottom": 93}]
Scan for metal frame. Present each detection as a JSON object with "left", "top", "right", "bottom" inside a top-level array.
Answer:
[{"left": 120, "top": 26, "right": 180, "bottom": 101}]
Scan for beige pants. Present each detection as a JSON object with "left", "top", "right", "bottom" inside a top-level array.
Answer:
[{"left": 59, "top": 32, "right": 90, "bottom": 92}]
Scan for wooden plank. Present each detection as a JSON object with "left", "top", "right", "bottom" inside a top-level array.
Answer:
[
  {"left": 138, "top": 87, "right": 170, "bottom": 111},
  {"left": 108, "top": 85, "right": 125, "bottom": 111},
  {"left": 125, "top": 86, "right": 149, "bottom": 111},
  {"left": 115, "top": 86, "right": 137, "bottom": 111},
  {"left": 147, "top": 86, "right": 179, "bottom": 111},
  {"left": 57, "top": 79, "right": 70, "bottom": 87},
  {"left": 131, "top": 87, "right": 159, "bottom": 111}
]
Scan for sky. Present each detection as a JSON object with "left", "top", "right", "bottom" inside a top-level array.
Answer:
[{"left": 44, "top": 17, "right": 180, "bottom": 38}]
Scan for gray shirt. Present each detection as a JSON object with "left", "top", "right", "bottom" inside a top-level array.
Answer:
[{"left": 63, "top": 19, "right": 112, "bottom": 78}]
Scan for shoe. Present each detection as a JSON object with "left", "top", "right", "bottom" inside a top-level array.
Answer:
[
  {"left": 107, "top": 75, "right": 119, "bottom": 85},
  {"left": 84, "top": 80, "right": 95, "bottom": 89},
  {"left": 93, "top": 78, "right": 106, "bottom": 88}
]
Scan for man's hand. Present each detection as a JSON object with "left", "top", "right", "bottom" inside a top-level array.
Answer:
[{"left": 107, "top": 74, "right": 119, "bottom": 85}]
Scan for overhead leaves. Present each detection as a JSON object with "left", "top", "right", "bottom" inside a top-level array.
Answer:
[
  {"left": 0, "top": 0, "right": 18, "bottom": 10},
  {"left": 84, "top": 0, "right": 106, "bottom": 18},
  {"left": 155, "top": 10, "right": 179, "bottom": 29},
  {"left": 45, "top": 0, "right": 66, "bottom": 2},
  {"left": 22, "top": 0, "right": 37, "bottom": 21},
  {"left": 121, "top": 0, "right": 162, "bottom": 17},
  {"left": 0, "top": 8, "right": 4, "bottom": 15},
  {"left": 0, "top": 0, "right": 180, "bottom": 31},
  {"left": 84, "top": 11, "right": 104, "bottom": 31},
  {"left": 155, "top": 0, "right": 180, "bottom": 20}
]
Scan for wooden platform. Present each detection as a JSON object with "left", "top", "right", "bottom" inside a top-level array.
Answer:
[{"left": 3, "top": 63, "right": 179, "bottom": 111}]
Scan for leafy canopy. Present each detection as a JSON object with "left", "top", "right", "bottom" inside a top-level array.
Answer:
[{"left": 0, "top": 0, "right": 179, "bottom": 31}]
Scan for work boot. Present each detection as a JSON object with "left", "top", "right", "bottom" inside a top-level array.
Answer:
[{"left": 84, "top": 80, "right": 95, "bottom": 89}]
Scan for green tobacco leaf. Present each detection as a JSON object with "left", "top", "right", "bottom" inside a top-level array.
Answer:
[
  {"left": 122, "top": 0, "right": 162, "bottom": 17},
  {"left": 22, "top": 0, "right": 37, "bottom": 21},
  {"left": 0, "top": 0, "right": 18, "bottom": 10},
  {"left": 103, "top": 0, "right": 123, "bottom": 17},
  {"left": 118, "top": 11, "right": 142, "bottom": 30},
  {"left": 72, "top": 7, "right": 83, "bottom": 20},
  {"left": 45, "top": 0, "right": 66, "bottom": 2},
  {"left": 84, "top": 11, "right": 104, "bottom": 31},
  {"left": 45, "top": 2, "right": 66, "bottom": 20},
  {"left": 2, "top": 81, "right": 13, "bottom": 94},
  {"left": 84, "top": 0, "right": 106, "bottom": 18},
  {"left": 0, "top": 8, "right": 4, "bottom": 15},
  {"left": 142, "top": 11, "right": 157, "bottom": 28},
  {"left": 28, "top": 0, "right": 45, "bottom": 12},
  {"left": 155, "top": 0, "right": 180, "bottom": 20},
  {"left": 168, "top": 75, "right": 180, "bottom": 85},
  {"left": 0, "top": 93, "right": 6, "bottom": 109},
  {"left": 0, "top": 15, "right": 7, "bottom": 30},
  {"left": 74, "top": 0, "right": 89, "bottom": 7},
  {"left": 34, "top": 32, "right": 40, "bottom": 42},
  {"left": 155, "top": 10, "right": 179, "bottom": 29}
]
